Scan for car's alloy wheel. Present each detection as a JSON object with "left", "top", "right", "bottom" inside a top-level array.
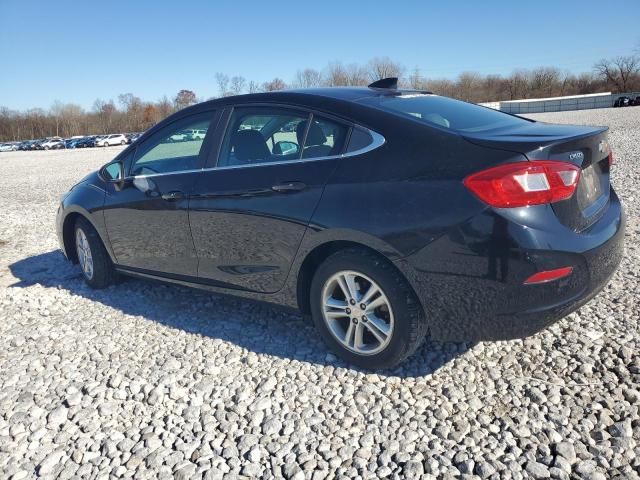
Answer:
[
  {"left": 321, "top": 270, "right": 394, "bottom": 355},
  {"left": 74, "top": 218, "right": 117, "bottom": 289},
  {"left": 121, "top": 140, "right": 126, "bottom": 145},
  {"left": 310, "top": 248, "right": 427, "bottom": 370},
  {"left": 75, "top": 227, "right": 94, "bottom": 280}
]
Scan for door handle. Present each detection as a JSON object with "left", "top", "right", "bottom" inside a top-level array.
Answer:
[
  {"left": 161, "top": 190, "right": 185, "bottom": 201},
  {"left": 271, "top": 182, "right": 307, "bottom": 193}
]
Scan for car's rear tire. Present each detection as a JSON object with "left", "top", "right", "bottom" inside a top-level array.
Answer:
[
  {"left": 121, "top": 140, "right": 126, "bottom": 145},
  {"left": 310, "top": 248, "right": 427, "bottom": 370},
  {"left": 74, "top": 218, "right": 117, "bottom": 289}
]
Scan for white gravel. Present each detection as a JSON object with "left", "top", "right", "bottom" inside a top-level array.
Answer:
[{"left": 0, "top": 108, "right": 639, "bottom": 479}]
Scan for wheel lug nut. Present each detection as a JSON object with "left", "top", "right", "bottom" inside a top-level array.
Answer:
[
  {"left": 352, "top": 318, "right": 358, "bottom": 324},
  {"left": 361, "top": 315, "right": 367, "bottom": 322},
  {"left": 346, "top": 308, "right": 351, "bottom": 314},
  {"left": 350, "top": 299, "right": 356, "bottom": 305},
  {"left": 360, "top": 304, "right": 366, "bottom": 310}
]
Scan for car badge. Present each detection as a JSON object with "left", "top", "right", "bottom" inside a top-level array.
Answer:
[{"left": 568, "top": 151, "right": 584, "bottom": 162}]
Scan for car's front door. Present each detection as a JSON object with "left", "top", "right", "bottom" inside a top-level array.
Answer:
[
  {"left": 103, "top": 110, "right": 219, "bottom": 277},
  {"left": 189, "top": 106, "right": 350, "bottom": 293}
]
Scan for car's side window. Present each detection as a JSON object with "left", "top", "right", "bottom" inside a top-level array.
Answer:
[
  {"left": 217, "top": 108, "right": 310, "bottom": 168},
  {"left": 217, "top": 108, "right": 351, "bottom": 168},
  {"left": 102, "top": 162, "right": 123, "bottom": 181},
  {"left": 301, "top": 116, "right": 348, "bottom": 159},
  {"left": 345, "top": 128, "right": 374, "bottom": 153},
  {"left": 130, "top": 112, "right": 214, "bottom": 176}
]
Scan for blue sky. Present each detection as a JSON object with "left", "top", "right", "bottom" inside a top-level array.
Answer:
[{"left": 0, "top": 0, "right": 638, "bottom": 110}]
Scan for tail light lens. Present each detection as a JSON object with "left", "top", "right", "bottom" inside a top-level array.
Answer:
[
  {"left": 608, "top": 151, "right": 614, "bottom": 167},
  {"left": 463, "top": 161, "right": 581, "bottom": 208}
]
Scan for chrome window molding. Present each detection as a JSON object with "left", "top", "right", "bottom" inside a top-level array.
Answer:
[{"left": 128, "top": 129, "right": 385, "bottom": 180}]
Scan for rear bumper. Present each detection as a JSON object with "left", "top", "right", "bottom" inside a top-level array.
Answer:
[{"left": 397, "top": 189, "right": 625, "bottom": 342}]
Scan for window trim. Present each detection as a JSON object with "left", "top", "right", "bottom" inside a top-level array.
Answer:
[
  {"left": 127, "top": 130, "right": 384, "bottom": 179},
  {"left": 208, "top": 104, "right": 384, "bottom": 171},
  {"left": 125, "top": 104, "right": 385, "bottom": 180}
]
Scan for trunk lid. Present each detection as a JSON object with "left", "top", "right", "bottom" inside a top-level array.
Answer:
[{"left": 464, "top": 122, "right": 611, "bottom": 232}]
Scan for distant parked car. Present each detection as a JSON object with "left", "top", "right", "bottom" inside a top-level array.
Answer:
[
  {"left": 613, "top": 96, "right": 631, "bottom": 107},
  {"left": 17, "top": 141, "right": 34, "bottom": 150},
  {"left": 96, "top": 134, "right": 127, "bottom": 147},
  {"left": 632, "top": 96, "right": 640, "bottom": 106},
  {"left": 75, "top": 136, "right": 97, "bottom": 148},
  {"left": 66, "top": 138, "right": 82, "bottom": 149},
  {"left": 167, "top": 130, "right": 191, "bottom": 142},
  {"left": 126, "top": 132, "right": 143, "bottom": 144},
  {"left": 40, "top": 137, "right": 65, "bottom": 150},
  {"left": 184, "top": 128, "right": 206, "bottom": 140},
  {"left": 0, "top": 143, "right": 18, "bottom": 152},
  {"left": 32, "top": 139, "right": 47, "bottom": 150}
]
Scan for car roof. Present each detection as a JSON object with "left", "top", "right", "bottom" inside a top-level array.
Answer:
[
  {"left": 138, "top": 81, "right": 436, "bottom": 146},
  {"left": 196, "top": 86, "right": 431, "bottom": 110}
]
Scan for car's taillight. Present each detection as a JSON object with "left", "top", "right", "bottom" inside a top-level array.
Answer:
[{"left": 463, "top": 161, "right": 581, "bottom": 208}]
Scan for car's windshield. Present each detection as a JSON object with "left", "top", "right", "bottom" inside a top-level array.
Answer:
[{"left": 358, "top": 94, "right": 531, "bottom": 133}]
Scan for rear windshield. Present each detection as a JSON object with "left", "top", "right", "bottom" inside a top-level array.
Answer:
[{"left": 358, "top": 94, "right": 531, "bottom": 133}]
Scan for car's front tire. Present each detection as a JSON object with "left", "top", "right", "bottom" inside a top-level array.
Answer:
[
  {"left": 310, "top": 248, "right": 427, "bottom": 370},
  {"left": 74, "top": 218, "right": 116, "bottom": 289}
]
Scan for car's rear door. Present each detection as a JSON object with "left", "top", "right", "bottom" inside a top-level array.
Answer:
[
  {"left": 103, "top": 109, "right": 220, "bottom": 277},
  {"left": 189, "top": 105, "right": 349, "bottom": 293}
]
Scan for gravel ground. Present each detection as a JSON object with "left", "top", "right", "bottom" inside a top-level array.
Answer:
[{"left": 0, "top": 107, "right": 638, "bottom": 479}]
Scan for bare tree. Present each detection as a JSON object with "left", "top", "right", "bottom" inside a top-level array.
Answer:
[
  {"left": 2, "top": 54, "right": 636, "bottom": 142},
  {"left": 295, "top": 68, "right": 323, "bottom": 88},
  {"left": 529, "top": 67, "right": 561, "bottom": 96},
  {"left": 325, "top": 61, "right": 349, "bottom": 86},
  {"left": 366, "top": 56, "right": 404, "bottom": 82},
  {"left": 118, "top": 93, "right": 143, "bottom": 131},
  {"left": 345, "top": 64, "right": 368, "bottom": 86},
  {"left": 155, "top": 96, "right": 174, "bottom": 122},
  {"left": 262, "top": 78, "right": 286, "bottom": 91},
  {"left": 408, "top": 67, "right": 426, "bottom": 89},
  {"left": 230, "top": 76, "right": 246, "bottom": 95},
  {"left": 215, "top": 73, "right": 230, "bottom": 97},
  {"left": 93, "top": 99, "right": 116, "bottom": 134},
  {"left": 594, "top": 56, "right": 640, "bottom": 92},
  {"left": 456, "top": 72, "right": 482, "bottom": 102},
  {"left": 505, "top": 70, "right": 529, "bottom": 100},
  {"left": 247, "top": 80, "right": 261, "bottom": 93},
  {"left": 50, "top": 101, "right": 64, "bottom": 137},
  {"left": 425, "top": 78, "right": 456, "bottom": 97}
]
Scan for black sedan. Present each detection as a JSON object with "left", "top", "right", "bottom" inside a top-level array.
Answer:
[
  {"left": 74, "top": 136, "right": 96, "bottom": 148},
  {"left": 613, "top": 96, "right": 631, "bottom": 107},
  {"left": 56, "top": 78, "right": 624, "bottom": 369}
]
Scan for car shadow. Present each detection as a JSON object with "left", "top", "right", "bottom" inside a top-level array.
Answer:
[{"left": 7, "top": 250, "right": 474, "bottom": 378}]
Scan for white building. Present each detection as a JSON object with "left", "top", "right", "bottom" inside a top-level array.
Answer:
[{"left": 480, "top": 92, "right": 640, "bottom": 114}]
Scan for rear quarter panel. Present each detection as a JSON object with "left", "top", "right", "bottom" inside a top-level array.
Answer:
[{"left": 310, "top": 117, "right": 527, "bottom": 260}]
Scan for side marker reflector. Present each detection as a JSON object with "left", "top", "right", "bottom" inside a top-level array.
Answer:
[{"left": 524, "top": 266, "right": 573, "bottom": 285}]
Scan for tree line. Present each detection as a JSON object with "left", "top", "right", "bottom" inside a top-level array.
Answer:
[{"left": 1, "top": 52, "right": 639, "bottom": 142}]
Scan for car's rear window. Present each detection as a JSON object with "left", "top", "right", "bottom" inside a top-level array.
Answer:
[{"left": 358, "top": 94, "right": 531, "bottom": 133}]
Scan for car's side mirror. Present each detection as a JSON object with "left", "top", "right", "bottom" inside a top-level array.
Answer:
[
  {"left": 273, "top": 141, "right": 299, "bottom": 156},
  {"left": 101, "top": 162, "right": 124, "bottom": 183}
]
